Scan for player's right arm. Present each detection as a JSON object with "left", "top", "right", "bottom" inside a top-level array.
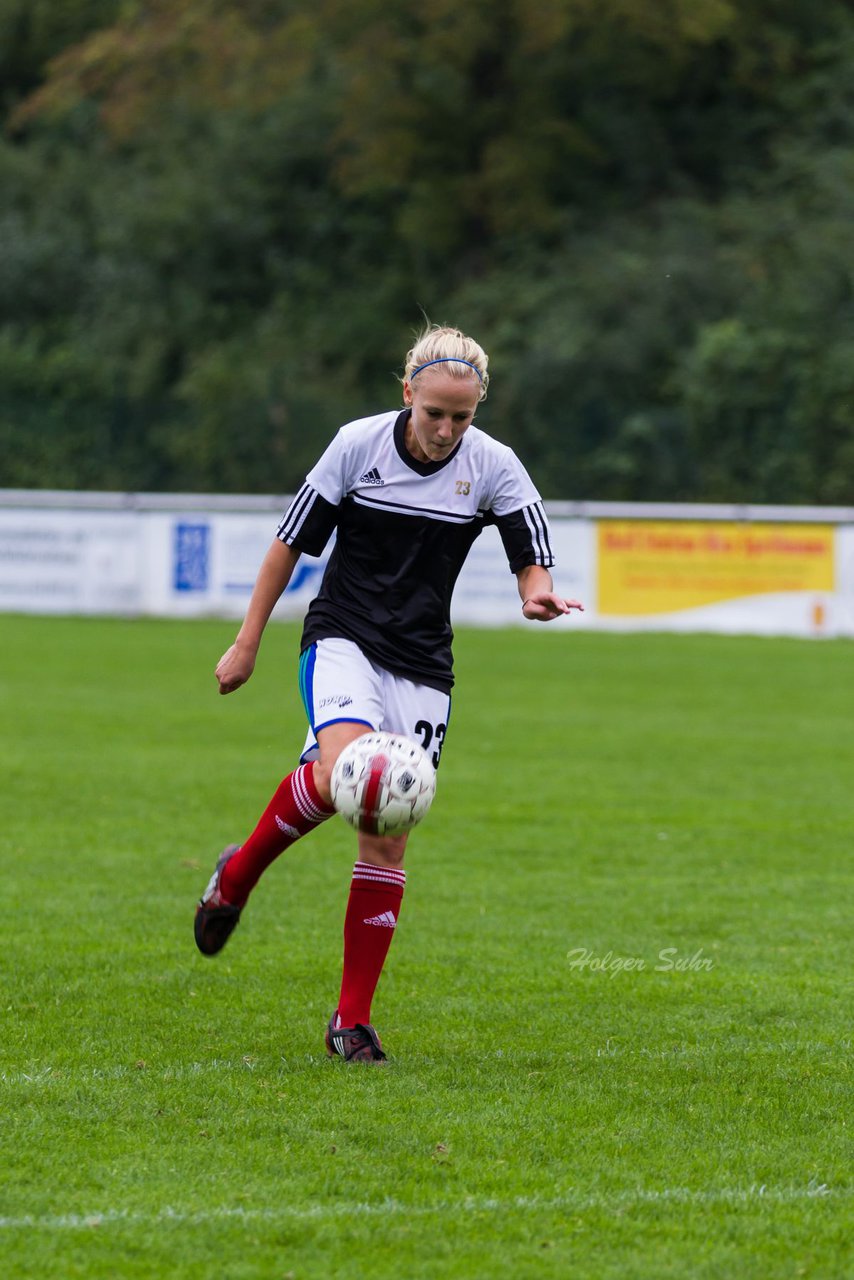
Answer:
[
  {"left": 217, "top": 428, "right": 347, "bottom": 694},
  {"left": 215, "top": 539, "right": 301, "bottom": 694}
]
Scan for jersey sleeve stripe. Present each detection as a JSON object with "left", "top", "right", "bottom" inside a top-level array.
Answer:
[
  {"left": 534, "top": 501, "right": 554, "bottom": 562},
  {"left": 522, "top": 504, "right": 543, "bottom": 560},
  {"left": 277, "top": 484, "right": 317, "bottom": 544},
  {"left": 522, "top": 501, "right": 555, "bottom": 566}
]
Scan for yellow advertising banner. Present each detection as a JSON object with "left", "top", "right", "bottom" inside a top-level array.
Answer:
[{"left": 597, "top": 521, "right": 835, "bottom": 616}]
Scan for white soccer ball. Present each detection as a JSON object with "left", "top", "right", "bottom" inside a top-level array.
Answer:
[{"left": 330, "top": 731, "right": 436, "bottom": 837}]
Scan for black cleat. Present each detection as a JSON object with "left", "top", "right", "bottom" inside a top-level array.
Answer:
[
  {"left": 194, "top": 844, "right": 242, "bottom": 956},
  {"left": 325, "top": 1012, "right": 387, "bottom": 1063}
]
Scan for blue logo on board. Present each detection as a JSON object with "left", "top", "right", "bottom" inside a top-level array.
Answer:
[{"left": 174, "top": 522, "right": 210, "bottom": 592}]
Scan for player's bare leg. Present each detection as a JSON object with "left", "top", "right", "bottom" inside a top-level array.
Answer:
[
  {"left": 356, "top": 830, "right": 407, "bottom": 867},
  {"left": 311, "top": 720, "right": 376, "bottom": 804}
]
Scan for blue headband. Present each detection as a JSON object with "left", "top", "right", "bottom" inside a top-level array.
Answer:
[{"left": 410, "top": 357, "right": 483, "bottom": 381}]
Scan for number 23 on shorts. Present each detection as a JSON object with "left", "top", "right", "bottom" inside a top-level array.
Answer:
[{"left": 414, "top": 720, "right": 447, "bottom": 768}]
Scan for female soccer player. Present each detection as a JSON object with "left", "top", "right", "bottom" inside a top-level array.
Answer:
[{"left": 195, "top": 324, "right": 582, "bottom": 1061}]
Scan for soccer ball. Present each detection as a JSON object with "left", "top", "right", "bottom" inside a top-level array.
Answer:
[{"left": 330, "top": 732, "right": 436, "bottom": 837}]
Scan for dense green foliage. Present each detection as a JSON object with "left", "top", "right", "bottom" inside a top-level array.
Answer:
[
  {"left": 1, "top": 0, "right": 853, "bottom": 499},
  {"left": 1, "top": 618, "right": 852, "bottom": 1276}
]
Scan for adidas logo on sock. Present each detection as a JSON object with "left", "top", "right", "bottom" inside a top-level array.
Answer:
[
  {"left": 359, "top": 467, "right": 384, "bottom": 486},
  {"left": 275, "top": 815, "right": 300, "bottom": 839},
  {"left": 363, "top": 910, "right": 397, "bottom": 928}
]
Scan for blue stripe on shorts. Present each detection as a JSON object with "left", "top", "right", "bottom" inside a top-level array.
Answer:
[{"left": 298, "top": 644, "right": 317, "bottom": 725}]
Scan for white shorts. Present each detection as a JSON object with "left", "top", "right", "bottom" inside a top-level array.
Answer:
[{"left": 298, "top": 637, "right": 451, "bottom": 768}]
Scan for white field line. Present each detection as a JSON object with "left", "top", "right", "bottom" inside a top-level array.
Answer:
[{"left": 0, "top": 1184, "right": 842, "bottom": 1232}]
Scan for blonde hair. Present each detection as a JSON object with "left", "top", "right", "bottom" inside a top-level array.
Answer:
[{"left": 401, "top": 324, "right": 489, "bottom": 401}]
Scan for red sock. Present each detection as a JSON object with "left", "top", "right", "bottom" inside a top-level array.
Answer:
[
  {"left": 219, "top": 762, "right": 334, "bottom": 906},
  {"left": 336, "top": 861, "right": 406, "bottom": 1027}
]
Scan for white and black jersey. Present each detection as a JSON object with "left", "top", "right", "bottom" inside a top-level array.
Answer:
[{"left": 277, "top": 408, "right": 554, "bottom": 691}]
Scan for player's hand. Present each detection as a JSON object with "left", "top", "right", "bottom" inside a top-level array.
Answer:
[
  {"left": 215, "top": 642, "right": 257, "bottom": 694},
  {"left": 522, "top": 593, "right": 584, "bottom": 622}
]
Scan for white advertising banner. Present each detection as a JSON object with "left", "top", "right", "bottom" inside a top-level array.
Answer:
[
  {"left": 0, "top": 492, "right": 852, "bottom": 637},
  {"left": 0, "top": 507, "right": 142, "bottom": 614},
  {"left": 140, "top": 511, "right": 327, "bottom": 619}
]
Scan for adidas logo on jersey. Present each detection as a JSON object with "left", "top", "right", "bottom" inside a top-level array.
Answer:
[
  {"left": 359, "top": 467, "right": 385, "bottom": 486},
  {"left": 363, "top": 910, "right": 397, "bottom": 928}
]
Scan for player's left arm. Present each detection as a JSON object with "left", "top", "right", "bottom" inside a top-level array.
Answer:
[
  {"left": 488, "top": 445, "right": 584, "bottom": 621},
  {"left": 516, "top": 563, "right": 584, "bottom": 622}
]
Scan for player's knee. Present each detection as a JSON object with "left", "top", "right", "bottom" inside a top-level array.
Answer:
[
  {"left": 314, "top": 723, "right": 375, "bottom": 806},
  {"left": 312, "top": 757, "right": 335, "bottom": 805},
  {"left": 358, "top": 832, "right": 408, "bottom": 867}
]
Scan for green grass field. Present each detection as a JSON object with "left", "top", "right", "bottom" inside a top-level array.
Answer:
[{"left": 1, "top": 616, "right": 851, "bottom": 1279}]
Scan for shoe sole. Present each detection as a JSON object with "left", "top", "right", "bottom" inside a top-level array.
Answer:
[{"left": 194, "top": 902, "right": 241, "bottom": 956}]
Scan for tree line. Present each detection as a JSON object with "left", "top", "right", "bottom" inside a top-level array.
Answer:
[{"left": 1, "top": 0, "right": 853, "bottom": 502}]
